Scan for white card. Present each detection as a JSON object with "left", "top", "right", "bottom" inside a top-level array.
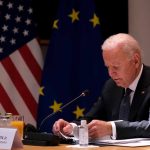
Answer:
[{"left": 0, "top": 128, "right": 23, "bottom": 149}]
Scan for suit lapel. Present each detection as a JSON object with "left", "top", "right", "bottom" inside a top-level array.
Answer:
[
  {"left": 112, "top": 88, "right": 124, "bottom": 120},
  {"left": 129, "top": 65, "right": 150, "bottom": 120},
  {"left": 129, "top": 88, "right": 147, "bottom": 120}
]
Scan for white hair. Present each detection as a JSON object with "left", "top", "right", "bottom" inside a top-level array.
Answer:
[{"left": 101, "top": 33, "right": 143, "bottom": 59}]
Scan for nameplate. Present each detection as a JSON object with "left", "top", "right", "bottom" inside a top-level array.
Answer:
[{"left": 0, "top": 128, "right": 23, "bottom": 149}]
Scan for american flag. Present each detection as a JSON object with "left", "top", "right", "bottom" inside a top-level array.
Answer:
[{"left": 0, "top": 0, "right": 43, "bottom": 125}]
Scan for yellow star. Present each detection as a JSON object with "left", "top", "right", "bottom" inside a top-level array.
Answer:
[
  {"left": 39, "top": 86, "right": 44, "bottom": 96},
  {"left": 89, "top": 13, "right": 100, "bottom": 28},
  {"left": 68, "top": 9, "right": 79, "bottom": 23},
  {"left": 53, "top": 19, "right": 59, "bottom": 29},
  {"left": 50, "top": 100, "right": 63, "bottom": 113},
  {"left": 73, "top": 106, "right": 85, "bottom": 119}
]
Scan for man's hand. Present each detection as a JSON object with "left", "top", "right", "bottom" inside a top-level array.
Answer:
[
  {"left": 52, "top": 119, "right": 73, "bottom": 136},
  {"left": 88, "top": 120, "right": 112, "bottom": 139}
]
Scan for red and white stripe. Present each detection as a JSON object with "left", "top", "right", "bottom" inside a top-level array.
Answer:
[{"left": 0, "top": 38, "right": 43, "bottom": 126}]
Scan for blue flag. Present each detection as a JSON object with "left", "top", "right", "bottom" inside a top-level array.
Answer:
[{"left": 37, "top": 0, "right": 108, "bottom": 132}]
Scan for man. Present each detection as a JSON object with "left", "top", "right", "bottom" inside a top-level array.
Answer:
[{"left": 52, "top": 33, "right": 150, "bottom": 139}]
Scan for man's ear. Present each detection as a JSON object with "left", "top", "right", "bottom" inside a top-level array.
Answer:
[{"left": 133, "top": 53, "right": 141, "bottom": 67}]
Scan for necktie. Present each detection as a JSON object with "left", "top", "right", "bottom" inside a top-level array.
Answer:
[{"left": 119, "top": 88, "right": 132, "bottom": 120}]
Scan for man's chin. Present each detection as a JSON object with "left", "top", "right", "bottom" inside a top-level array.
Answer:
[{"left": 115, "top": 82, "right": 124, "bottom": 88}]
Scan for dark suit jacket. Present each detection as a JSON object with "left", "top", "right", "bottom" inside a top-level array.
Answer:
[{"left": 86, "top": 65, "right": 150, "bottom": 139}]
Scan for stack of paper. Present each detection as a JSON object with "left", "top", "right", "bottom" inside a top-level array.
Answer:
[{"left": 91, "top": 138, "right": 150, "bottom": 147}]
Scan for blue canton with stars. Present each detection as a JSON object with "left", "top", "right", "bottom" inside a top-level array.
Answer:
[{"left": 0, "top": 0, "right": 36, "bottom": 61}]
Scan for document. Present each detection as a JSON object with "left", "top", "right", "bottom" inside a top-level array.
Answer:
[
  {"left": 59, "top": 130, "right": 150, "bottom": 147},
  {"left": 91, "top": 138, "right": 150, "bottom": 147}
]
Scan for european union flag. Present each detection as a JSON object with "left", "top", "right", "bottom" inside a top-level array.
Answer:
[{"left": 37, "top": 0, "right": 108, "bottom": 132}]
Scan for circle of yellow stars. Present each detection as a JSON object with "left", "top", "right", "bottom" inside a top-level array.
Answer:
[
  {"left": 39, "top": 86, "right": 86, "bottom": 119},
  {"left": 39, "top": 8, "right": 100, "bottom": 119},
  {"left": 52, "top": 8, "right": 100, "bottom": 29}
]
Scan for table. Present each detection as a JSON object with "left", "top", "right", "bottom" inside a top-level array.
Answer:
[{"left": 13, "top": 144, "right": 150, "bottom": 150}]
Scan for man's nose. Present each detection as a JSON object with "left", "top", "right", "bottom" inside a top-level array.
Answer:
[{"left": 108, "top": 69, "right": 116, "bottom": 78}]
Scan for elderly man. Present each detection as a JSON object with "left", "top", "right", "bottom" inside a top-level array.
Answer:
[{"left": 52, "top": 33, "right": 150, "bottom": 139}]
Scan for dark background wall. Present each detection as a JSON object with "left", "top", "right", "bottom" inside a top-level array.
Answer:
[{"left": 32, "top": 0, "right": 128, "bottom": 40}]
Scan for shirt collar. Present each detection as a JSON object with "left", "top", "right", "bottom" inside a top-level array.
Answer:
[{"left": 128, "top": 64, "right": 143, "bottom": 92}]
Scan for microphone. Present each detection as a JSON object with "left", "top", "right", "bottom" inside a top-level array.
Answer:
[
  {"left": 23, "top": 90, "right": 89, "bottom": 146},
  {"left": 39, "top": 89, "right": 89, "bottom": 130}
]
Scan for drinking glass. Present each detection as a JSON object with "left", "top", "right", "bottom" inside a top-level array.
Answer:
[
  {"left": 10, "top": 115, "right": 24, "bottom": 139},
  {"left": 0, "top": 115, "right": 11, "bottom": 127}
]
